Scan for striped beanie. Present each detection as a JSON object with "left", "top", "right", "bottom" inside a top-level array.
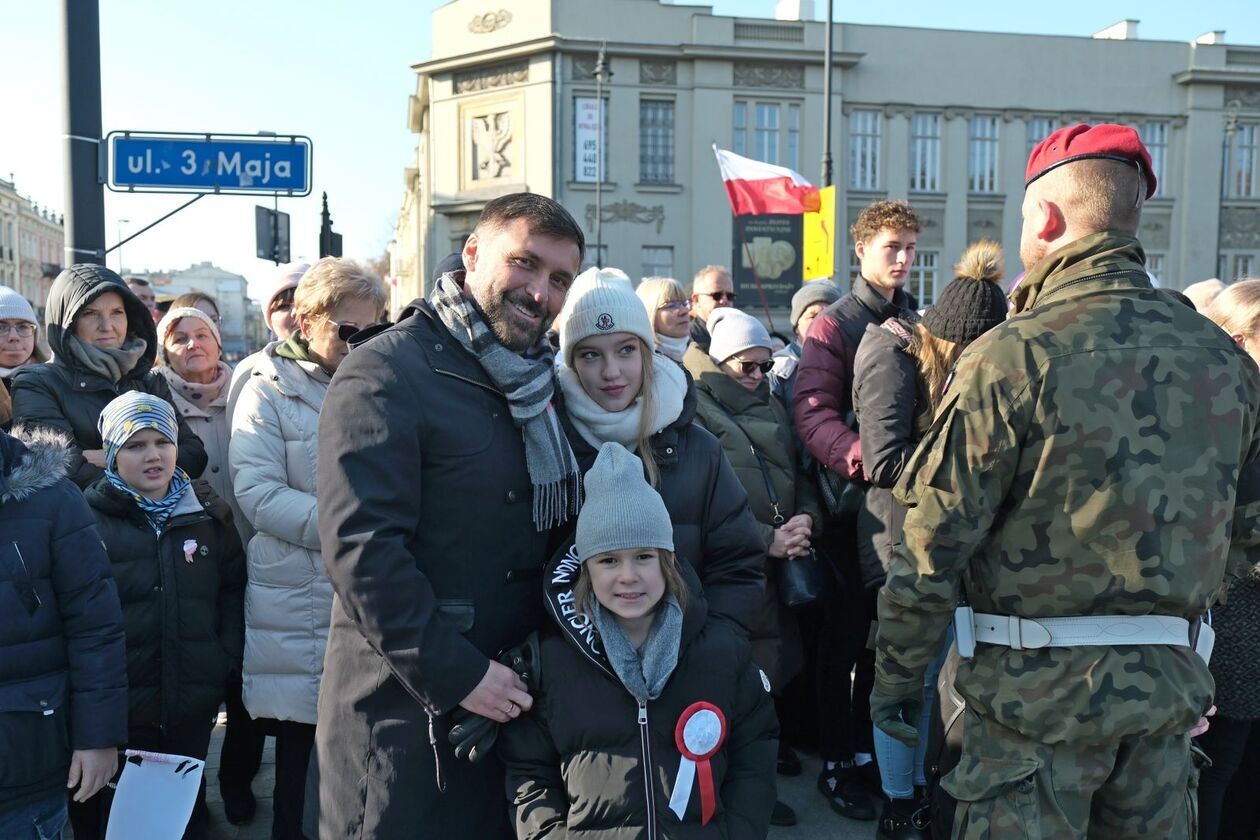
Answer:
[{"left": 98, "top": 390, "right": 180, "bottom": 472}]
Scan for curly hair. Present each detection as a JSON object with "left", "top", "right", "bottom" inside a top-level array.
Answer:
[{"left": 850, "top": 199, "right": 921, "bottom": 245}]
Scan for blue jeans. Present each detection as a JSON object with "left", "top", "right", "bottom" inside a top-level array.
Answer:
[
  {"left": 0, "top": 794, "right": 68, "bottom": 840},
  {"left": 873, "top": 630, "right": 952, "bottom": 800}
]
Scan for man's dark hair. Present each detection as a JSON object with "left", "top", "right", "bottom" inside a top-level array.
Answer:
[
  {"left": 126, "top": 277, "right": 151, "bottom": 287},
  {"left": 476, "top": 193, "right": 585, "bottom": 260}
]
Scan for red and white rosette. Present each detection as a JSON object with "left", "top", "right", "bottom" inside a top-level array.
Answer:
[{"left": 668, "top": 701, "right": 727, "bottom": 825}]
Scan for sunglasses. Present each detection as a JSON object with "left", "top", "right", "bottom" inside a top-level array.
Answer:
[
  {"left": 732, "top": 358, "right": 774, "bottom": 376},
  {"left": 699, "top": 291, "right": 738, "bottom": 303},
  {"left": 331, "top": 321, "right": 369, "bottom": 342}
]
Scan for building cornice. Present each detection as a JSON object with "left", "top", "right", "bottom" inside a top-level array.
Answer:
[
  {"left": 412, "top": 36, "right": 863, "bottom": 76},
  {"left": 1174, "top": 68, "right": 1260, "bottom": 86}
]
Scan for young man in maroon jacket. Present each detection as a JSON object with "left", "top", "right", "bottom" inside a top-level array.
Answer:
[{"left": 792, "top": 199, "right": 920, "bottom": 821}]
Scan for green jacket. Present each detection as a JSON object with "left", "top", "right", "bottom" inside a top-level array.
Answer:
[{"left": 875, "top": 232, "right": 1260, "bottom": 744}]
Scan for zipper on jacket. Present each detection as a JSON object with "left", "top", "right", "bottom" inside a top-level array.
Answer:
[
  {"left": 1035, "top": 269, "right": 1144, "bottom": 307},
  {"left": 155, "top": 528, "right": 170, "bottom": 736},
  {"left": 638, "top": 700, "right": 657, "bottom": 840}
]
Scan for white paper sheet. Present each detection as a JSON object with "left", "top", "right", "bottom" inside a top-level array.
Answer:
[{"left": 105, "top": 750, "right": 203, "bottom": 840}]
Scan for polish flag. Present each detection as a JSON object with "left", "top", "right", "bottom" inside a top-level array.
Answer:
[{"left": 713, "top": 145, "right": 820, "bottom": 216}]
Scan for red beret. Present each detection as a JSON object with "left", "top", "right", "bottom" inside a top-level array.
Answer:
[{"left": 1025, "top": 123, "right": 1156, "bottom": 199}]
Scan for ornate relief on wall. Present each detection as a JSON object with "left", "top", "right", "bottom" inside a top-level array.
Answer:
[
  {"left": 454, "top": 60, "right": 529, "bottom": 94},
  {"left": 917, "top": 207, "right": 945, "bottom": 247},
  {"left": 1221, "top": 207, "right": 1260, "bottom": 249},
  {"left": 468, "top": 10, "right": 512, "bottom": 33},
  {"left": 585, "top": 201, "right": 666, "bottom": 234},
  {"left": 640, "top": 61, "right": 677, "bottom": 86},
  {"left": 1139, "top": 214, "right": 1172, "bottom": 250},
  {"left": 733, "top": 62, "right": 804, "bottom": 89},
  {"left": 572, "top": 55, "right": 597, "bottom": 80},
  {"left": 1224, "top": 86, "right": 1260, "bottom": 111},
  {"left": 470, "top": 112, "right": 513, "bottom": 181},
  {"left": 967, "top": 209, "right": 1005, "bottom": 245}
]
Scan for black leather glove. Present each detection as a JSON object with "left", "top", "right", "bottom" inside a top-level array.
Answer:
[{"left": 447, "top": 634, "right": 543, "bottom": 763}]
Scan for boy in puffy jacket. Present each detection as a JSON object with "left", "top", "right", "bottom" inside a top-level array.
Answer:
[
  {"left": 70, "top": 392, "right": 245, "bottom": 840},
  {"left": 499, "top": 442, "right": 777, "bottom": 839}
]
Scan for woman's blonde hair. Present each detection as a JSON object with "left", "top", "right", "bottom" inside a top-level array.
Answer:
[
  {"left": 908, "top": 324, "right": 965, "bottom": 434},
  {"left": 573, "top": 548, "right": 688, "bottom": 618},
  {"left": 1203, "top": 278, "right": 1260, "bottom": 339},
  {"left": 636, "top": 277, "right": 687, "bottom": 338},
  {"left": 294, "top": 257, "right": 388, "bottom": 319},
  {"left": 635, "top": 338, "right": 662, "bottom": 486}
]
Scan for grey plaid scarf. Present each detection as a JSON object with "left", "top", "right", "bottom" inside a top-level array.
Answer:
[{"left": 430, "top": 273, "right": 581, "bottom": 530}]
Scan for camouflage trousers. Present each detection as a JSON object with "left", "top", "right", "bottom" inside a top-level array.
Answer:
[{"left": 943, "top": 709, "right": 1203, "bottom": 839}]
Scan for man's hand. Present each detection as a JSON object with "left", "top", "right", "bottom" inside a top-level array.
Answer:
[
  {"left": 68, "top": 747, "right": 117, "bottom": 803},
  {"left": 82, "top": 449, "right": 107, "bottom": 468},
  {"left": 871, "top": 682, "right": 922, "bottom": 747},
  {"left": 1190, "top": 705, "right": 1217, "bottom": 739},
  {"left": 458, "top": 660, "right": 533, "bottom": 724}
]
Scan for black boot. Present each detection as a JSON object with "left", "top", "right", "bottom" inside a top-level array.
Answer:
[
  {"left": 770, "top": 800, "right": 798, "bottom": 827},
  {"left": 817, "top": 764, "right": 877, "bottom": 821},
  {"left": 777, "top": 742, "right": 802, "bottom": 777},
  {"left": 876, "top": 796, "right": 929, "bottom": 840}
]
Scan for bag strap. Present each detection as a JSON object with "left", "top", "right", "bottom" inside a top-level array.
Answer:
[{"left": 707, "top": 398, "right": 785, "bottom": 524}]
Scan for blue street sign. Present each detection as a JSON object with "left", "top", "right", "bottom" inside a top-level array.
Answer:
[{"left": 107, "top": 132, "right": 312, "bottom": 195}]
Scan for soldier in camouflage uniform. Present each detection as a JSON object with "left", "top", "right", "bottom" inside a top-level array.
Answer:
[{"left": 871, "top": 123, "right": 1260, "bottom": 839}]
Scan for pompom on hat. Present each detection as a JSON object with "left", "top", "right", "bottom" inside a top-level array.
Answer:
[
  {"left": 1025, "top": 123, "right": 1156, "bottom": 199},
  {"left": 575, "top": 442, "right": 675, "bottom": 562},
  {"left": 556, "top": 267, "right": 655, "bottom": 364}
]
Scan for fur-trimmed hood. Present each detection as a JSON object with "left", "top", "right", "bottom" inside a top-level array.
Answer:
[{"left": 0, "top": 426, "right": 72, "bottom": 503}]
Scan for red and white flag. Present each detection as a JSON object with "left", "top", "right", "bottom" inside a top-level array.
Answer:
[{"left": 713, "top": 144, "right": 820, "bottom": 216}]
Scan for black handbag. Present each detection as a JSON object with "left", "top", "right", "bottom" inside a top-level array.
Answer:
[
  {"left": 711, "top": 401, "right": 823, "bottom": 606},
  {"left": 814, "top": 409, "right": 866, "bottom": 520}
]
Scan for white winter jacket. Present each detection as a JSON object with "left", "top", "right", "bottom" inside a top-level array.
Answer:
[{"left": 229, "top": 342, "right": 331, "bottom": 724}]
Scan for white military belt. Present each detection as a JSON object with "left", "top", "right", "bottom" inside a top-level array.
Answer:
[{"left": 954, "top": 606, "right": 1215, "bottom": 664}]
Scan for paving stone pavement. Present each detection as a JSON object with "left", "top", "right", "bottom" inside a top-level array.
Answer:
[{"left": 77, "top": 722, "right": 878, "bottom": 839}]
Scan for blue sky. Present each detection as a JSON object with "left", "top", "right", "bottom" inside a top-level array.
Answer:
[{"left": 1, "top": 0, "right": 1255, "bottom": 300}]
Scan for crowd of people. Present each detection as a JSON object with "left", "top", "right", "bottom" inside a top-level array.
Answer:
[{"left": 2, "top": 121, "right": 1259, "bottom": 840}]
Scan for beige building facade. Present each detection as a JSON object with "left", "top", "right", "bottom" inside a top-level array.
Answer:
[
  {"left": 0, "top": 176, "right": 64, "bottom": 316},
  {"left": 391, "top": 0, "right": 1260, "bottom": 314}
]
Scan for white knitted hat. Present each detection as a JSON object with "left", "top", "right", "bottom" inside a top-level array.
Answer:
[
  {"left": 707, "top": 307, "right": 772, "bottom": 364},
  {"left": 557, "top": 267, "right": 655, "bottom": 364},
  {"left": 576, "top": 442, "right": 675, "bottom": 561},
  {"left": 0, "top": 286, "right": 38, "bottom": 325},
  {"left": 156, "top": 306, "right": 222, "bottom": 362}
]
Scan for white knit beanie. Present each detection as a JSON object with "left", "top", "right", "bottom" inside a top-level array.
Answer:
[
  {"left": 0, "top": 286, "right": 38, "bottom": 325},
  {"left": 157, "top": 306, "right": 222, "bottom": 361},
  {"left": 576, "top": 442, "right": 675, "bottom": 561},
  {"left": 707, "top": 307, "right": 772, "bottom": 364},
  {"left": 557, "top": 267, "right": 655, "bottom": 364}
]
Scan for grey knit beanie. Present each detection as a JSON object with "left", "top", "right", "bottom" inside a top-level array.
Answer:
[
  {"left": 0, "top": 286, "right": 38, "bottom": 326},
  {"left": 576, "top": 442, "right": 675, "bottom": 561},
  {"left": 557, "top": 267, "right": 655, "bottom": 364},
  {"left": 790, "top": 281, "right": 841, "bottom": 331},
  {"left": 707, "top": 307, "right": 772, "bottom": 364}
]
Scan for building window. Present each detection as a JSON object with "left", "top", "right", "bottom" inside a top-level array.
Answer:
[
  {"left": 1220, "top": 252, "right": 1257, "bottom": 282},
  {"left": 1026, "top": 117, "right": 1054, "bottom": 157},
  {"left": 1225, "top": 122, "right": 1259, "bottom": 198},
  {"left": 969, "top": 115, "right": 1000, "bottom": 193},
  {"left": 733, "top": 101, "right": 801, "bottom": 170},
  {"left": 641, "top": 246, "right": 673, "bottom": 279},
  {"left": 849, "top": 109, "right": 881, "bottom": 191},
  {"left": 1146, "top": 252, "right": 1165, "bottom": 286},
  {"left": 639, "top": 99, "right": 675, "bottom": 184},
  {"left": 909, "top": 251, "right": 940, "bottom": 306},
  {"left": 582, "top": 245, "right": 609, "bottom": 271},
  {"left": 1141, "top": 121, "right": 1168, "bottom": 197},
  {"left": 910, "top": 113, "right": 941, "bottom": 192}
]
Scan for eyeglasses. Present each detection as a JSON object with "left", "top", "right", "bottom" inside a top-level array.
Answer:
[
  {"left": 660, "top": 300, "right": 692, "bottom": 312},
  {"left": 328, "top": 320, "right": 385, "bottom": 342},
  {"left": 732, "top": 358, "right": 774, "bottom": 376},
  {"left": 0, "top": 322, "right": 36, "bottom": 338},
  {"left": 698, "top": 291, "right": 738, "bottom": 303}
]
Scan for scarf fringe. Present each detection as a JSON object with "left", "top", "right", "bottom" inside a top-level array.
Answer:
[{"left": 532, "top": 472, "right": 584, "bottom": 530}]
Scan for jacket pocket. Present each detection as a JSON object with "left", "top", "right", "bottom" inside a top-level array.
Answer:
[
  {"left": 893, "top": 393, "right": 960, "bottom": 508},
  {"left": 436, "top": 599, "right": 475, "bottom": 634},
  {"left": 942, "top": 752, "right": 1041, "bottom": 837},
  {"left": 0, "top": 708, "right": 70, "bottom": 787}
]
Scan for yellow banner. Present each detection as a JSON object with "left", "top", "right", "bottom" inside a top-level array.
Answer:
[{"left": 802, "top": 185, "right": 836, "bottom": 281}]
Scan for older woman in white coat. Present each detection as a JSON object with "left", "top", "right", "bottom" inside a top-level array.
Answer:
[{"left": 228, "top": 257, "right": 385, "bottom": 840}]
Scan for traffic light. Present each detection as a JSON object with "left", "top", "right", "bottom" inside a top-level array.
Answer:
[{"left": 319, "top": 192, "right": 342, "bottom": 258}]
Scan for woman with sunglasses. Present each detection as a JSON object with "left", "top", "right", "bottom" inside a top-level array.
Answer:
[
  {"left": 635, "top": 276, "right": 692, "bottom": 362},
  {"left": 0, "top": 285, "right": 50, "bottom": 430},
  {"left": 228, "top": 257, "right": 386, "bottom": 840},
  {"left": 683, "top": 306, "right": 822, "bottom": 828},
  {"left": 553, "top": 266, "right": 765, "bottom": 636}
]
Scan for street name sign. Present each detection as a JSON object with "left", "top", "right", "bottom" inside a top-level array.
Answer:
[{"left": 107, "top": 132, "right": 312, "bottom": 195}]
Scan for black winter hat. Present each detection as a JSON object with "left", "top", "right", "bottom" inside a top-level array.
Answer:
[{"left": 920, "top": 241, "right": 1007, "bottom": 344}]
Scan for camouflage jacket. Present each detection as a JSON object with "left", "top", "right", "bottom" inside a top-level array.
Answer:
[{"left": 875, "top": 231, "right": 1260, "bottom": 744}]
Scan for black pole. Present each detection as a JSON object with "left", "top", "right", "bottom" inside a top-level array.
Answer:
[
  {"left": 61, "top": 0, "right": 106, "bottom": 266},
  {"left": 821, "top": 0, "right": 834, "bottom": 187}
]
